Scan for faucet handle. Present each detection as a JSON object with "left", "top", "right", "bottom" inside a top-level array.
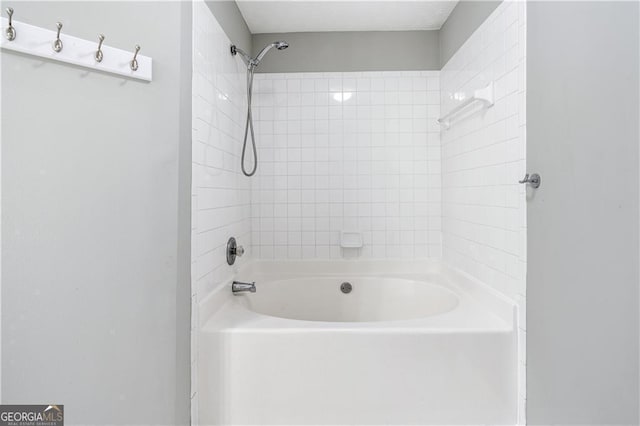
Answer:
[{"left": 226, "top": 237, "right": 245, "bottom": 265}]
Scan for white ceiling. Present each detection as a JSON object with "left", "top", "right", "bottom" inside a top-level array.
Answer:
[{"left": 236, "top": 1, "right": 459, "bottom": 34}]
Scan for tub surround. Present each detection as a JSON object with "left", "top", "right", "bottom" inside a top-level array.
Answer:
[
  {"left": 441, "top": 0, "right": 526, "bottom": 302},
  {"left": 191, "top": 1, "right": 252, "bottom": 421},
  {"left": 192, "top": 1, "right": 526, "bottom": 424},
  {"left": 250, "top": 71, "right": 442, "bottom": 260},
  {"left": 439, "top": 1, "right": 527, "bottom": 419}
]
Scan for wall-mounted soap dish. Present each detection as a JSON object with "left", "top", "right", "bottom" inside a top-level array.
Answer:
[{"left": 340, "top": 231, "right": 363, "bottom": 249}]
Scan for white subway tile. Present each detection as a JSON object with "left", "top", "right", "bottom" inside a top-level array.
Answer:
[{"left": 440, "top": 0, "right": 527, "bottom": 412}]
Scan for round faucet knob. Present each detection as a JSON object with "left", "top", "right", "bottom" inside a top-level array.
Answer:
[{"left": 226, "top": 237, "right": 244, "bottom": 265}]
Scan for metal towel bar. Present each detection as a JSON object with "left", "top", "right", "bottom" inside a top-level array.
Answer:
[{"left": 437, "top": 82, "right": 494, "bottom": 130}]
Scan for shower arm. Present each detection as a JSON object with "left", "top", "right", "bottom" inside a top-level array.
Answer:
[{"left": 230, "top": 45, "right": 256, "bottom": 68}]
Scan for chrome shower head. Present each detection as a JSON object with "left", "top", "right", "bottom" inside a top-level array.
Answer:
[
  {"left": 231, "top": 41, "right": 289, "bottom": 69},
  {"left": 254, "top": 40, "right": 289, "bottom": 64}
]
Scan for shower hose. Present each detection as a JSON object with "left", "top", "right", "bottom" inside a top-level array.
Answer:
[{"left": 241, "top": 66, "right": 257, "bottom": 177}]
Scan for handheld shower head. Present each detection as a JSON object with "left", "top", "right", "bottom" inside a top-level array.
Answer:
[
  {"left": 231, "top": 41, "right": 289, "bottom": 69},
  {"left": 254, "top": 40, "right": 289, "bottom": 64},
  {"left": 230, "top": 40, "right": 289, "bottom": 176}
]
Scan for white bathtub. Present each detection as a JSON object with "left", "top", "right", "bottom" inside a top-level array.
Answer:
[
  {"left": 198, "top": 260, "right": 517, "bottom": 425},
  {"left": 241, "top": 276, "right": 460, "bottom": 322}
]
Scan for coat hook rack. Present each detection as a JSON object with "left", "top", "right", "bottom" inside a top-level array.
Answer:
[
  {"left": 52, "top": 21, "right": 63, "bottom": 52},
  {"left": 5, "top": 7, "right": 15, "bottom": 40},
  {"left": 130, "top": 44, "right": 140, "bottom": 71},
  {"left": 95, "top": 34, "right": 105, "bottom": 62},
  {"left": 0, "top": 11, "right": 152, "bottom": 81}
]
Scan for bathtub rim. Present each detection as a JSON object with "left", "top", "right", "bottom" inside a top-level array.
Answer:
[
  {"left": 198, "top": 259, "right": 517, "bottom": 332},
  {"left": 236, "top": 275, "right": 462, "bottom": 323}
]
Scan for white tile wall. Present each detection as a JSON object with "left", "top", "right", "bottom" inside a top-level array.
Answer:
[
  {"left": 191, "top": 0, "right": 526, "bottom": 422},
  {"left": 440, "top": 1, "right": 527, "bottom": 423},
  {"left": 191, "top": 2, "right": 251, "bottom": 423},
  {"left": 250, "top": 71, "right": 442, "bottom": 259}
]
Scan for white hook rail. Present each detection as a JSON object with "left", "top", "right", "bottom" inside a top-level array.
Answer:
[
  {"left": 437, "top": 82, "right": 494, "bottom": 129},
  {"left": 0, "top": 16, "right": 152, "bottom": 82}
]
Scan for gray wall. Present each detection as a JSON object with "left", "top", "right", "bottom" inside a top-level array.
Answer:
[
  {"left": 205, "top": 1, "right": 499, "bottom": 73},
  {"left": 439, "top": 1, "right": 501, "bottom": 67},
  {"left": 175, "top": 1, "right": 193, "bottom": 422},
  {"left": 208, "top": 0, "right": 499, "bottom": 73},
  {"left": 1, "top": 2, "right": 191, "bottom": 425},
  {"left": 205, "top": 0, "right": 252, "bottom": 53},
  {"left": 526, "top": 1, "right": 639, "bottom": 424},
  {"left": 252, "top": 31, "right": 440, "bottom": 73}
]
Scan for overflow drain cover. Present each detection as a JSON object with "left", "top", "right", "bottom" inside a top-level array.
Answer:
[{"left": 340, "top": 282, "right": 352, "bottom": 294}]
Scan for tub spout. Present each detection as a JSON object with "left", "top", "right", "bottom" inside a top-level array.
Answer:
[{"left": 232, "top": 281, "right": 256, "bottom": 294}]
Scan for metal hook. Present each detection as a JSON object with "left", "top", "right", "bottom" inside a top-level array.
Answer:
[
  {"left": 519, "top": 173, "right": 541, "bottom": 188},
  {"left": 5, "top": 7, "right": 16, "bottom": 41},
  {"left": 95, "top": 34, "right": 105, "bottom": 62},
  {"left": 52, "top": 22, "right": 63, "bottom": 52},
  {"left": 130, "top": 45, "right": 140, "bottom": 71}
]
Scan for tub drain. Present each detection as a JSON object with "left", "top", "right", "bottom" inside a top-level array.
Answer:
[{"left": 340, "top": 282, "right": 352, "bottom": 294}]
